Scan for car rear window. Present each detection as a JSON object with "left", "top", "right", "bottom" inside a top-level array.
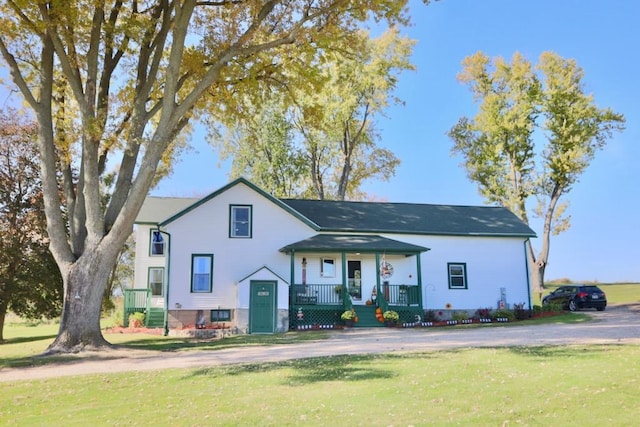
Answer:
[{"left": 581, "top": 286, "right": 601, "bottom": 293}]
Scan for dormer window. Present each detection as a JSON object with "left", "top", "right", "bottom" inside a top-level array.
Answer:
[
  {"left": 230, "top": 205, "right": 252, "bottom": 238},
  {"left": 150, "top": 230, "right": 164, "bottom": 255}
]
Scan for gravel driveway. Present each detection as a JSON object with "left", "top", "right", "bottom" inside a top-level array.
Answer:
[{"left": 2, "top": 304, "right": 639, "bottom": 383}]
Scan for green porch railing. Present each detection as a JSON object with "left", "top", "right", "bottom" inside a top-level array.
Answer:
[
  {"left": 376, "top": 283, "right": 422, "bottom": 325},
  {"left": 290, "top": 283, "right": 353, "bottom": 329},
  {"left": 289, "top": 283, "right": 422, "bottom": 328},
  {"left": 123, "top": 288, "right": 150, "bottom": 327},
  {"left": 381, "top": 284, "right": 420, "bottom": 307},
  {"left": 292, "top": 283, "right": 343, "bottom": 306}
]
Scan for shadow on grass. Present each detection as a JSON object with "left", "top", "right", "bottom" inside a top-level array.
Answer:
[
  {"left": 188, "top": 354, "right": 397, "bottom": 385},
  {"left": 114, "top": 331, "right": 332, "bottom": 352},
  {"left": 0, "top": 352, "right": 127, "bottom": 369},
  {"left": 0, "top": 334, "right": 57, "bottom": 345},
  {"left": 1, "top": 331, "right": 332, "bottom": 369},
  {"left": 507, "top": 344, "right": 610, "bottom": 359}
]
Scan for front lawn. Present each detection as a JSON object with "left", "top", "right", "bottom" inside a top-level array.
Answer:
[{"left": 2, "top": 345, "right": 639, "bottom": 425}]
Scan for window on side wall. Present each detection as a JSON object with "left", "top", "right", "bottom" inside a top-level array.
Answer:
[
  {"left": 230, "top": 205, "right": 252, "bottom": 238},
  {"left": 148, "top": 267, "right": 164, "bottom": 296},
  {"left": 448, "top": 263, "right": 467, "bottom": 289},
  {"left": 150, "top": 230, "right": 164, "bottom": 255},
  {"left": 191, "top": 254, "right": 213, "bottom": 293}
]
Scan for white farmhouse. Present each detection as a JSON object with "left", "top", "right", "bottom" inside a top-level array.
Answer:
[{"left": 131, "top": 178, "right": 536, "bottom": 334}]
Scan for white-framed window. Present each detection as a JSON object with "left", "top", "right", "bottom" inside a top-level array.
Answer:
[
  {"left": 230, "top": 205, "right": 252, "bottom": 238},
  {"left": 320, "top": 258, "right": 336, "bottom": 277},
  {"left": 150, "top": 230, "right": 164, "bottom": 255},
  {"left": 448, "top": 262, "right": 468, "bottom": 289},
  {"left": 148, "top": 267, "right": 164, "bottom": 296},
  {"left": 191, "top": 254, "right": 213, "bottom": 293}
]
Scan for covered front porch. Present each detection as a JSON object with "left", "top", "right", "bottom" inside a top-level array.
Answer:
[{"left": 280, "top": 234, "right": 429, "bottom": 329}]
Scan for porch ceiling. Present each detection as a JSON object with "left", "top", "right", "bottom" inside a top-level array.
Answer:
[{"left": 279, "top": 234, "right": 430, "bottom": 255}]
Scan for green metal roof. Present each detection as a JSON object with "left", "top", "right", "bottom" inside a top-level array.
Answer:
[
  {"left": 137, "top": 178, "right": 536, "bottom": 239},
  {"left": 280, "top": 234, "right": 430, "bottom": 255},
  {"left": 281, "top": 199, "right": 536, "bottom": 238}
]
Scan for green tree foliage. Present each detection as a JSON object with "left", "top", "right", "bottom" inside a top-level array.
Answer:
[
  {"left": 216, "top": 28, "right": 413, "bottom": 200},
  {"left": 0, "top": 109, "right": 63, "bottom": 342},
  {"left": 449, "top": 51, "right": 625, "bottom": 295},
  {"left": 0, "top": 0, "right": 412, "bottom": 352},
  {"left": 216, "top": 92, "right": 308, "bottom": 198}
]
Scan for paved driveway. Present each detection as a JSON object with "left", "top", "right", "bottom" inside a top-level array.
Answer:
[{"left": 1, "top": 304, "right": 639, "bottom": 382}]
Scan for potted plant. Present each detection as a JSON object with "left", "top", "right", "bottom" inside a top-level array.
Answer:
[
  {"left": 383, "top": 310, "right": 399, "bottom": 327},
  {"left": 341, "top": 309, "right": 357, "bottom": 326}
]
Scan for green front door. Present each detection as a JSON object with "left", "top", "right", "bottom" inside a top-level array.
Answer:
[{"left": 250, "top": 281, "right": 276, "bottom": 334}]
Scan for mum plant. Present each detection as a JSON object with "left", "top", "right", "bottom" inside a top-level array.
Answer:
[
  {"left": 341, "top": 309, "right": 357, "bottom": 321},
  {"left": 383, "top": 310, "right": 399, "bottom": 322}
]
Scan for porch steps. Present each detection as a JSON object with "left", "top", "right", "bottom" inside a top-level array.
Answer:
[
  {"left": 145, "top": 308, "right": 165, "bottom": 328},
  {"left": 354, "top": 305, "right": 384, "bottom": 327}
]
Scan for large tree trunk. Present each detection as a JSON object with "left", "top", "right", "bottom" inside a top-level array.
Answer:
[
  {"left": 45, "top": 251, "right": 114, "bottom": 353},
  {"left": 526, "top": 240, "right": 546, "bottom": 304},
  {"left": 530, "top": 263, "right": 545, "bottom": 303},
  {"left": 0, "top": 299, "right": 7, "bottom": 343}
]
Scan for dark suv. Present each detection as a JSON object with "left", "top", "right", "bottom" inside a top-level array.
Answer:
[{"left": 542, "top": 285, "right": 607, "bottom": 312}]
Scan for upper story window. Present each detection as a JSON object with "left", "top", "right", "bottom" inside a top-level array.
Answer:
[
  {"left": 448, "top": 262, "right": 468, "bottom": 289},
  {"left": 150, "top": 230, "right": 165, "bottom": 256},
  {"left": 230, "top": 205, "right": 252, "bottom": 238}
]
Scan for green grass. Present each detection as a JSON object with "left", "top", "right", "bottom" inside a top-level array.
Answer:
[
  {"left": 0, "top": 328, "right": 333, "bottom": 369},
  {"left": 2, "top": 345, "right": 639, "bottom": 425},
  {"left": 1, "top": 285, "right": 638, "bottom": 425},
  {"left": 1, "top": 313, "right": 587, "bottom": 369}
]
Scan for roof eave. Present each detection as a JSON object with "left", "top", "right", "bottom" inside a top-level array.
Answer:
[{"left": 158, "top": 177, "right": 321, "bottom": 230}]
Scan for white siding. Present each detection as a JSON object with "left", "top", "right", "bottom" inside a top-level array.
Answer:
[
  {"left": 140, "top": 180, "right": 532, "bottom": 323},
  {"left": 133, "top": 224, "right": 167, "bottom": 294},
  {"left": 164, "top": 182, "right": 314, "bottom": 310},
  {"left": 401, "top": 234, "right": 530, "bottom": 310}
]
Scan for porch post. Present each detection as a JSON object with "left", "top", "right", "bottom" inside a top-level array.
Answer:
[
  {"left": 375, "top": 252, "right": 381, "bottom": 299},
  {"left": 416, "top": 253, "right": 423, "bottom": 308},
  {"left": 289, "top": 250, "right": 296, "bottom": 302},
  {"left": 341, "top": 252, "right": 347, "bottom": 308}
]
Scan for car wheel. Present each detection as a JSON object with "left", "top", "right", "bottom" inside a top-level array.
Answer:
[
  {"left": 568, "top": 299, "right": 577, "bottom": 312},
  {"left": 596, "top": 307, "right": 605, "bottom": 311}
]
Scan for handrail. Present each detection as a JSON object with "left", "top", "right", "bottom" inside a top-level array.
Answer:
[
  {"left": 292, "top": 283, "right": 344, "bottom": 306},
  {"left": 380, "top": 284, "right": 420, "bottom": 306}
]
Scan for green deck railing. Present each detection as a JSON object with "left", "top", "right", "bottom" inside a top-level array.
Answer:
[{"left": 123, "top": 288, "right": 150, "bottom": 327}]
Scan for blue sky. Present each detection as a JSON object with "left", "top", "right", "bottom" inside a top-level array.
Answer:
[
  {"left": 1, "top": 1, "right": 637, "bottom": 283},
  {"left": 153, "top": 0, "right": 639, "bottom": 283}
]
